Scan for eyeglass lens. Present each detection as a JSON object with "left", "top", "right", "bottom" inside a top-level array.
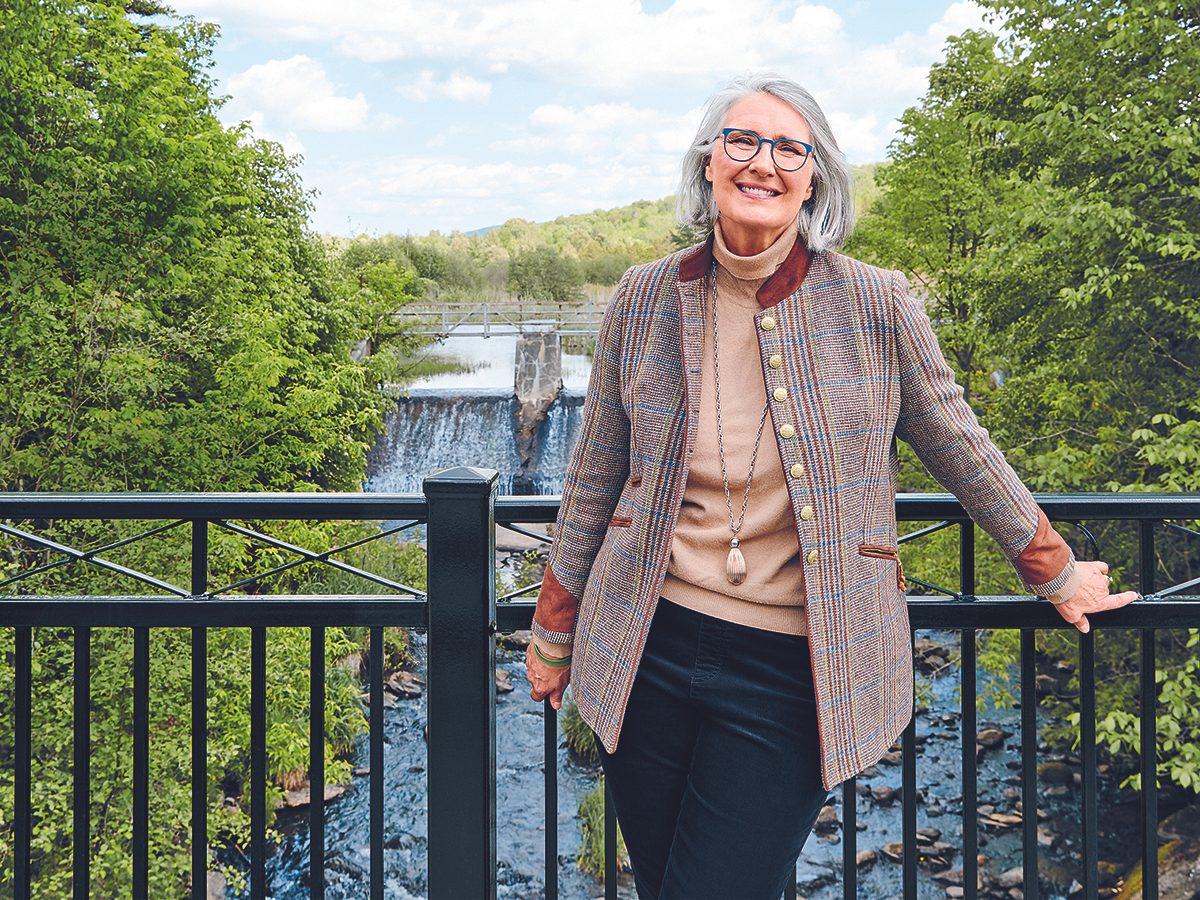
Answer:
[{"left": 723, "top": 129, "right": 810, "bottom": 171}]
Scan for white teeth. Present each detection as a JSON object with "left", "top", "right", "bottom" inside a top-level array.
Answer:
[{"left": 738, "top": 185, "right": 778, "bottom": 197}]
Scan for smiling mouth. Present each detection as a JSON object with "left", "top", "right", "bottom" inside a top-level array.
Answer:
[{"left": 737, "top": 184, "right": 780, "bottom": 197}]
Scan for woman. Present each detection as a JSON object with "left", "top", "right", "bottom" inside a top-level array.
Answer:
[{"left": 525, "top": 73, "right": 1136, "bottom": 899}]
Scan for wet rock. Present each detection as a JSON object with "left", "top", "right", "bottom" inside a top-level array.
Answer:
[
  {"left": 278, "top": 782, "right": 348, "bottom": 809},
  {"left": 872, "top": 785, "right": 899, "bottom": 805},
  {"left": 978, "top": 727, "right": 1009, "bottom": 749},
  {"left": 881, "top": 841, "right": 904, "bottom": 862},
  {"left": 1068, "top": 879, "right": 1084, "bottom": 897},
  {"left": 981, "top": 811, "right": 1023, "bottom": 830},
  {"left": 1045, "top": 784, "right": 1071, "bottom": 797},
  {"left": 1035, "top": 673, "right": 1060, "bottom": 695},
  {"left": 497, "top": 629, "right": 532, "bottom": 650},
  {"left": 1007, "top": 890, "right": 1024, "bottom": 900},
  {"left": 917, "top": 826, "right": 942, "bottom": 843},
  {"left": 1115, "top": 838, "right": 1200, "bottom": 899},
  {"left": 207, "top": 871, "right": 227, "bottom": 900},
  {"left": 859, "top": 765, "right": 881, "bottom": 778},
  {"left": 881, "top": 750, "right": 903, "bottom": 766},
  {"left": 1037, "top": 827, "right": 1057, "bottom": 848},
  {"left": 1158, "top": 803, "right": 1200, "bottom": 842},
  {"left": 934, "top": 868, "right": 963, "bottom": 885},
  {"left": 946, "top": 888, "right": 964, "bottom": 899},
  {"left": 495, "top": 669, "right": 513, "bottom": 693},
  {"left": 385, "top": 670, "right": 424, "bottom": 699},
  {"left": 856, "top": 849, "right": 877, "bottom": 868},
  {"left": 1003, "top": 787, "right": 1021, "bottom": 800},
  {"left": 855, "top": 781, "right": 871, "bottom": 797},
  {"left": 814, "top": 804, "right": 840, "bottom": 834},
  {"left": 1039, "top": 762, "right": 1072, "bottom": 784},
  {"left": 997, "top": 866, "right": 1023, "bottom": 888}
]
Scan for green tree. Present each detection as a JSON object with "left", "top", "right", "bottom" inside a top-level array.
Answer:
[
  {"left": 507, "top": 245, "right": 584, "bottom": 302},
  {"left": 0, "top": 1, "right": 426, "bottom": 893},
  {"left": 852, "top": 0, "right": 1199, "bottom": 796}
]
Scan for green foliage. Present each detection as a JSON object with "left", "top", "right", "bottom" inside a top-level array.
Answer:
[
  {"left": 0, "top": 0, "right": 401, "bottom": 494},
  {"left": 0, "top": 1, "right": 433, "bottom": 893},
  {"left": 851, "top": 0, "right": 1200, "bottom": 797},
  {"left": 576, "top": 775, "right": 629, "bottom": 878},
  {"left": 559, "top": 694, "right": 599, "bottom": 766},
  {"left": 508, "top": 245, "right": 584, "bottom": 302}
]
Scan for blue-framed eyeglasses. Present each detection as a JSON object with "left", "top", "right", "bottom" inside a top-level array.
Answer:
[{"left": 721, "top": 128, "right": 813, "bottom": 171}]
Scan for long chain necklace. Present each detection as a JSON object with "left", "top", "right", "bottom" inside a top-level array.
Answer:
[{"left": 711, "top": 264, "right": 771, "bottom": 586}]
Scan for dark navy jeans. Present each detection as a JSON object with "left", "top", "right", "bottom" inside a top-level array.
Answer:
[{"left": 596, "top": 597, "right": 829, "bottom": 900}]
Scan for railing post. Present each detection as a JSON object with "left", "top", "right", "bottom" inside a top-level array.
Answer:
[{"left": 425, "top": 466, "right": 499, "bottom": 900}]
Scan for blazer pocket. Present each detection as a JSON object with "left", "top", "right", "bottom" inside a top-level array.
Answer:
[{"left": 858, "top": 544, "right": 907, "bottom": 592}]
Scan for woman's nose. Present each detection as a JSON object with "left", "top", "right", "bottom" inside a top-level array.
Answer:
[{"left": 748, "top": 143, "right": 776, "bottom": 175}]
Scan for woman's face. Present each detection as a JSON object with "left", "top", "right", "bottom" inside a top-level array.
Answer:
[{"left": 704, "top": 92, "right": 815, "bottom": 256}]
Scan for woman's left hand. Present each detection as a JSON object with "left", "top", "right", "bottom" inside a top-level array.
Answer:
[{"left": 1053, "top": 560, "right": 1139, "bottom": 633}]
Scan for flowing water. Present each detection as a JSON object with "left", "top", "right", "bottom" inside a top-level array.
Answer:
[{"left": 230, "top": 334, "right": 1136, "bottom": 899}]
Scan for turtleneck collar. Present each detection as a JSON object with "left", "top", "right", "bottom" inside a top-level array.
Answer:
[
  {"left": 712, "top": 220, "right": 796, "bottom": 282},
  {"left": 678, "top": 224, "right": 812, "bottom": 309}
]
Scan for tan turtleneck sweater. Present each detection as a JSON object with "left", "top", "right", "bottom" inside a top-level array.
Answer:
[
  {"left": 531, "top": 224, "right": 807, "bottom": 661},
  {"left": 659, "top": 223, "right": 807, "bottom": 635}
]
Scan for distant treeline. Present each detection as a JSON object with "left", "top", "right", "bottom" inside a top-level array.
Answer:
[{"left": 326, "top": 165, "right": 879, "bottom": 305}]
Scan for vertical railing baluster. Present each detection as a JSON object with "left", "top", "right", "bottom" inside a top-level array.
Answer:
[
  {"left": 74, "top": 626, "right": 90, "bottom": 898},
  {"left": 191, "top": 520, "right": 208, "bottom": 900},
  {"left": 544, "top": 702, "right": 558, "bottom": 900},
  {"left": 1021, "top": 629, "right": 1038, "bottom": 900},
  {"left": 842, "top": 778, "right": 856, "bottom": 899},
  {"left": 369, "top": 624, "right": 383, "bottom": 899},
  {"left": 133, "top": 626, "right": 149, "bottom": 900},
  {"left": 1080, "top": 630, "right": 1097, "bottom": 897},
  {"left": 425, "top": 468, "right": 499, "bottom": 900},
  {"left": 251, "top": 626, "right": 266, "bottom": 899},
  {"left": 902, "top": 630, "right": 917, "bottom": 899},
  {"left": 310, "top": 626, "right": 326, "bottom": 900},
  {"left": 15, "top": 625, "right": 31, "bottom": 900},
  {"left": 604, "top": 778, "right": 617, "bottom": 900},
  {"left": 960, "top": 521, "right": 977, "bottom": 900},
  {"left": 1139, "top": 519, "right": 1158, "bottom": 900}
]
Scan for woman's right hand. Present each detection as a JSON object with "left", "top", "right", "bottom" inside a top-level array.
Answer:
[{"left": 525, "top": 641, "right": 572, "bottom": 710}]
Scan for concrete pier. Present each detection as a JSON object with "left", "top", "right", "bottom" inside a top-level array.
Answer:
[{"left": 513, "top": 323, "right": 563, "bottom": 492}]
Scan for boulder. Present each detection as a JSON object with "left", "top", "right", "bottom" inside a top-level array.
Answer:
[{"left": 1115, "top": 839, "right": 1200, "bottom": 899}]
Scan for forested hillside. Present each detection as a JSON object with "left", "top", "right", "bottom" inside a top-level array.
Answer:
[{"left": 332, "top": 164, "right": 879, "bottom": 303}]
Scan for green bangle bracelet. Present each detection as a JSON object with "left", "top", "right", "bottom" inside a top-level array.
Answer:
[{"left": 532, "top": 642, "right": 572, "bottom": 667}]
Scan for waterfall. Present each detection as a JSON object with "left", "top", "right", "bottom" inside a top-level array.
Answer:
[{"left": 366, "top": 388, "right": 586, "bottom": 495}]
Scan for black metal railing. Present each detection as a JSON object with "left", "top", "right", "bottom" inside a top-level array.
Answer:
[{"left": 1, "top": 479, "right": 1197, "bottom": 899}]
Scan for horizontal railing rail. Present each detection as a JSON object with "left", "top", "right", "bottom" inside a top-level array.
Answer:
[{"left": 0, "top": 484, "right": 1197, "bottom": 899}]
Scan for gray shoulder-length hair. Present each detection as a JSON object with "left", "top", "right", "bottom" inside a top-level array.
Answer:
[{"left": 676, "top": 73, "right": 854, "bottom": 252}]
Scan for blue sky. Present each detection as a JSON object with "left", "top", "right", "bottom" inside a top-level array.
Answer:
[{"left": 173, "top": 0, "right": 994, "bottom": 236}]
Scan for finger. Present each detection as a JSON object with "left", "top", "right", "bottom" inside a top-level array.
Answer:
[
  {"left": 1099, "top": 561, "right": 1110, "bottom": 576},
  {"left": 1074, "top": 614, "right": 1089, "bottom": 634}
]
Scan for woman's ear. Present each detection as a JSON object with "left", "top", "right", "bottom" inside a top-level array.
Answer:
[{"left": 704, "top": 156, "right": 713, "bottom": 183}]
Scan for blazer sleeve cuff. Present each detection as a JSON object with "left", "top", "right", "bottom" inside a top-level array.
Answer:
[
  {"left": 531, "top": 563, "right": 580, "bottom": 645},
  {"left": 1014, "top": 508, "right": 1082, "bottom": 605}
]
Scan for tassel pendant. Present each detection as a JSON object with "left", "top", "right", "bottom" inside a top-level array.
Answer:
[{"left": 726, "top": 538, "right": 746, "bottom": 585}]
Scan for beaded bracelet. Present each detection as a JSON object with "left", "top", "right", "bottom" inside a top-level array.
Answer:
[{"left": 532, "top": 642, "right": 572, "bottom": 667}]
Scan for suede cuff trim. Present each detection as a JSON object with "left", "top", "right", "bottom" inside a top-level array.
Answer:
[
  {"left": 532, "top": 563, "right": 580, "bottom": 643},
  {"left": 1014, "top": 509, "right": 1080, "bottom": 604}
]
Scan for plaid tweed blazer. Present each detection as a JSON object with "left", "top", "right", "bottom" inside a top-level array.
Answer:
[{"left": 532, "top": 236, "right": 1078, "bottom": 790}]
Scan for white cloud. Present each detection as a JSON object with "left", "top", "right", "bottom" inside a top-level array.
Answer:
[
  {"left": 398, "top": 70, "right": 492, "bottom": 103},
  {"left": 228, "top": 55, "right": 369, "bottom": 132},
  {"left": 178, "top": 0, "right": 847, "bottom": 88}
]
